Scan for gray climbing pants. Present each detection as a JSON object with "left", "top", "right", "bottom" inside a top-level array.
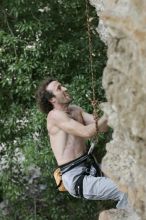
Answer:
[{"left": 61, "top": 162, "right": 129, "bottom": 209}]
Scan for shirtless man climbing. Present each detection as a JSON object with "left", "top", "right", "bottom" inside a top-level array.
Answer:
[{"left": 36, "top": 78, "right": 129, "bottom": 209}]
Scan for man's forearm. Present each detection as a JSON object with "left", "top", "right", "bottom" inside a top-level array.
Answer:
[
  {"left": 84, "top": 115, "right": 108, "bottom": 138},
  {"left": 98, "top": 115, "right": 108, "bottom": 132}
]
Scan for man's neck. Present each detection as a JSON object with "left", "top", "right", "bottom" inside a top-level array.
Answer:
[{"left": 53, "top": 104, "right": 70, "bottom": 113}]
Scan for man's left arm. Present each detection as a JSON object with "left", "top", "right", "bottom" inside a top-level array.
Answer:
[{"left": 81, "top": 110, "right": 109, "bottom": 133}]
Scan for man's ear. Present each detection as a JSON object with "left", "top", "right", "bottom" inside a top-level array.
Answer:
[{"left": 49, "top": 97, "right": 56, "bottom": 104}]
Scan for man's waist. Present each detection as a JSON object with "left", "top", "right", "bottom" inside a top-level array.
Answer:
[{"left": 59, "top": 153, "right": 89, "bottom": 174}]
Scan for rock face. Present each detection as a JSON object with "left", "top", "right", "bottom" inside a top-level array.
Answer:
[{"left": 90, "top": 0, "right": 146, "bottom": 220}]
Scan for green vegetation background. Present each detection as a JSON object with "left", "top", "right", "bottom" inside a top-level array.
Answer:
[{"left": 0, "top": 0, "right": 114, "bottom": 219}]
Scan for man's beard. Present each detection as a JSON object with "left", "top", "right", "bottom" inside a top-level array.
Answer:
[{"left": 59, "top": 97, "right": 72, "bottom": 105}]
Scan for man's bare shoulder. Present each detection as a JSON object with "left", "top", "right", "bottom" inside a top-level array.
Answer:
[
  {"left": 47, "top": 109, "right": 67, "bottom": 122},
  {"left": 47, "top": 110, "right": 67, "bottom": 133},
  {"left": 69, "top": 104, "right": 83, "bottom": 112}
]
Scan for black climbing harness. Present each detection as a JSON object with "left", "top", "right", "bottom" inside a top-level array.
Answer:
[{"left": 59, "top": 148, "right": 104, "bottom": 198}]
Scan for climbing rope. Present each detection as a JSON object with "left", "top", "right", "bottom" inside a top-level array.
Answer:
[{"left": 85, "top": 0, "right": 100, "bottom": 134}]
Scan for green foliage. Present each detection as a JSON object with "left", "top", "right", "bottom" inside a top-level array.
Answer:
[{"left": 0, "top": 0, "right": 111, "bottom": 219}]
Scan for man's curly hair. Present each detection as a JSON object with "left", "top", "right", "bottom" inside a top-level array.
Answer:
[{"left": 36, "top": 78, "right": 55, "bottom": 114}]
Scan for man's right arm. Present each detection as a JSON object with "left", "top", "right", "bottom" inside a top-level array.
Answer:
[
  {"left": 51, "top": 110, "right": 97, "bottom": 138},
  {"left": 82, "top": 111, "right": 108, "bottom": 133}
]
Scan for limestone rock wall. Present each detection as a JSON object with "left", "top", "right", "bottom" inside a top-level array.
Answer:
[{"left": 90, "top": 1, "right": 146, "bottom": 220}]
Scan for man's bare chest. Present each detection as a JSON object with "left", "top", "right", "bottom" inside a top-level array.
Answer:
[{"left": 67, "top": 108, "right": 84, "bottom": 125}]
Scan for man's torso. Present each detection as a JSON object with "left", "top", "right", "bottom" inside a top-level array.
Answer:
[{"left": 47, "top": 105, "right": 87, "bottom": 165}]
